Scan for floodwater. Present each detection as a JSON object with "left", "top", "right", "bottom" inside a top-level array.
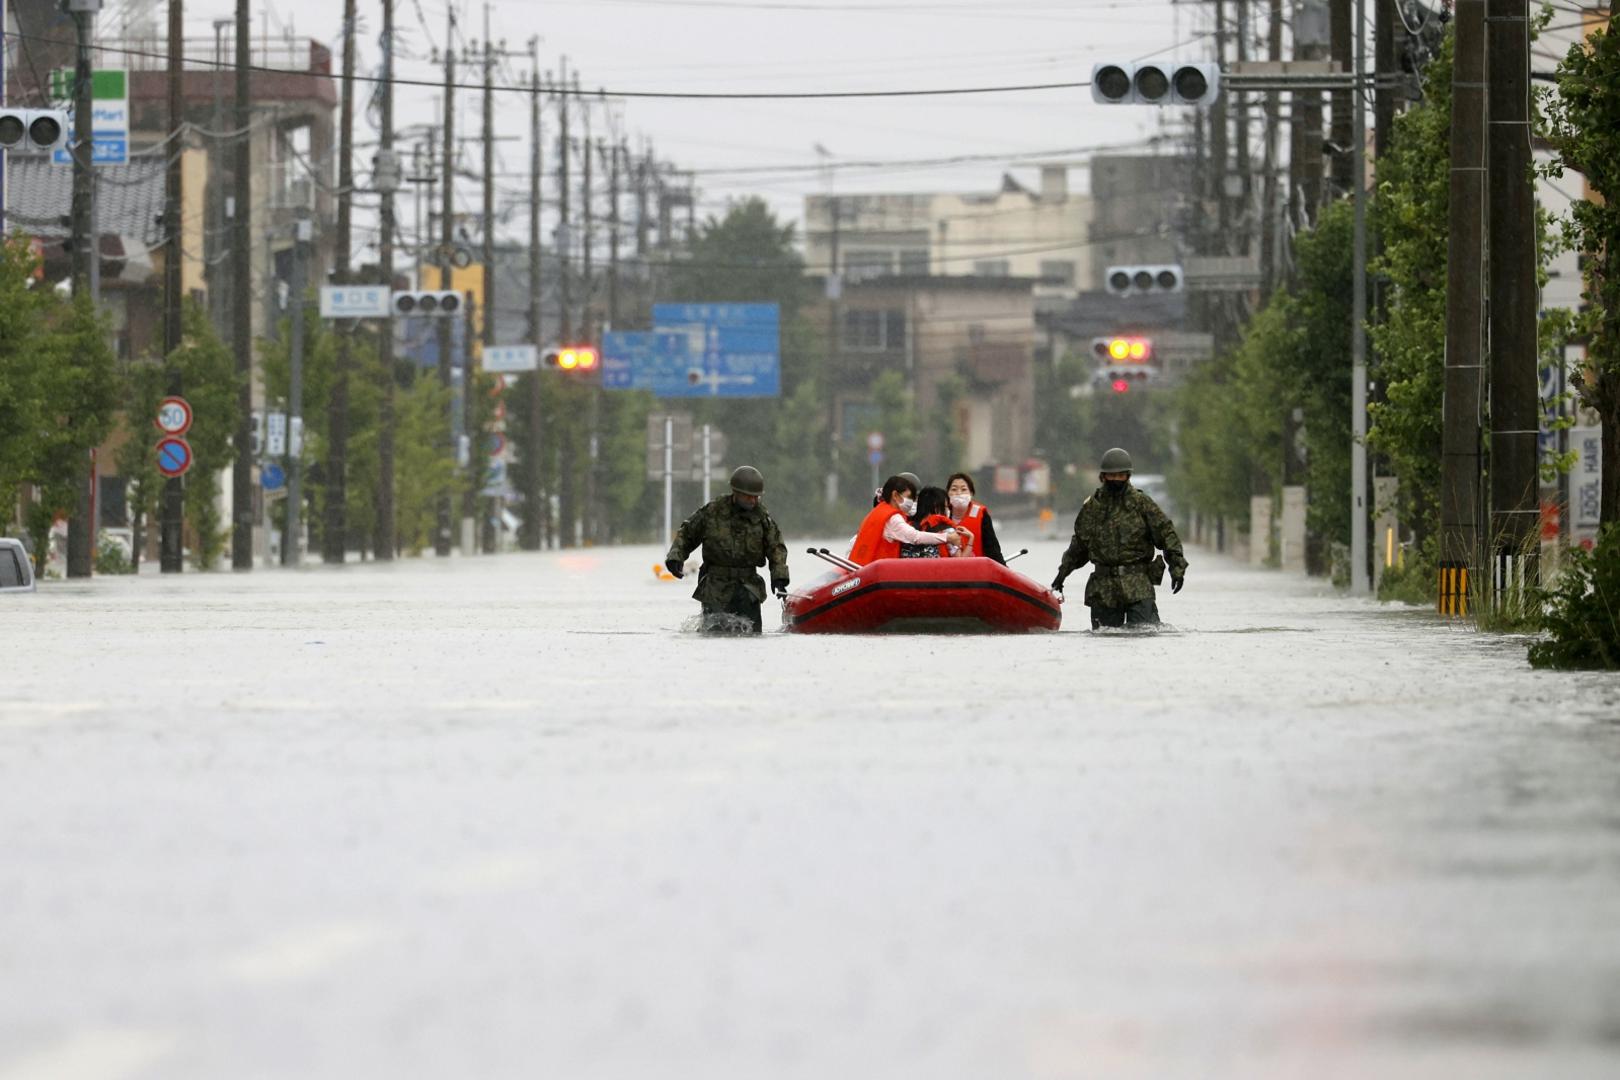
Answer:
[{"left": 1, "top": 540, "right": 1617, "bottom": 1079}]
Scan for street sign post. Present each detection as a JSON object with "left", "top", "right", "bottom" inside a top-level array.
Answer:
[
  {"left": 155, "top": 436, "right": 193, "bottom": 479},
  {"left": 49, "top": 68, "right": 128, "bottom": 166},
  {"left": 318, "top": 285, "right": 392, "bottom": 319},
  {"left": 155, "top": 395, "right": 193, "bottom": 436}
]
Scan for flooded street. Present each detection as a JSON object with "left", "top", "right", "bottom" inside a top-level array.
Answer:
[{"left": 3, "top": 541, "right": 1618, "bottom": 1079}]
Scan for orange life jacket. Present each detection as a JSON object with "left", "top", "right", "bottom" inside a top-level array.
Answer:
[
  {"left": 850, "top": 502, "right": 904, "bottom": 565},
  {"left": 952, "top": 502, "right": 988, "bottom": 556}
]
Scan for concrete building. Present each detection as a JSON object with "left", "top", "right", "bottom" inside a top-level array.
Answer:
[
  {"left": 822, "top": 275, "right": 1037, "bottom": 485},
  {"left": 804, "top": 166, "right": 1093, "bottom": 301}
]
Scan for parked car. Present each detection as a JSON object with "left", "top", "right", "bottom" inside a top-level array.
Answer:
[{"left": 1, "top": 538, "right": 37, "bottom": 593}]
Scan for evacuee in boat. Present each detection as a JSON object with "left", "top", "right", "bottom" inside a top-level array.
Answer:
[
  {"left": 946, "top": 472, "right": 1005, "bottom": 564},
  {"left": 902, "top": 486, "right": 968, "bottom": 558},
  {"left": 849, "top": 474, "right": 958, "bottom": 565},
  {"left": 872, "top": 470, "right": 922, "bottom": 507}
]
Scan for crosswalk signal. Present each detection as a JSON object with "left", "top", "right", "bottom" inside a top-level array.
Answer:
[
  {"left": 544, "top": 344, "right": 599, "bottom": 373},
  {"left": 0, "top": 108, "right": 70, "bottom": 153},
  {"left": 1090, "top": 62, "right": 1219, "bottom": 107},
  {"left": 391, "top": 290, "right": 462, "bottom": 316}
]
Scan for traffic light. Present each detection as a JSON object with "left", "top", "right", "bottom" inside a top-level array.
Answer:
[
  {"left": 0, "top": 108, "right": 70, "bottom": 154},
  {"left": 1105, "top": 265, "right": 1184, "bottom": 296},
  {"left": 391, "top": 290, "right": 462, "bottom": 316},
  {"left": 544, "top": 344, "right": 599, "bottom": 373},
  {"left": 1096, "top": 367, "right": 1157, "bottom": 394},
  {"left": 1091, "top": 336, "right": 1153, "bottom": 363},
  {"left": 1089, "top": 62, "right": 1219, "bottom": 107}
]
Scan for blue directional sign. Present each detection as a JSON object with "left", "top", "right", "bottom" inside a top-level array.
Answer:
[
  {"left": 604, "top": 304, "right": 780, "bottom": 398},
  {"left": 261, "top": 463, "right": 286, "bottom": 492}
]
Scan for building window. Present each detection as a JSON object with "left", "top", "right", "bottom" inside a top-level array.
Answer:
[
  {"left": 845, "top": 251, "right": 894, "bottom": 282},
  {"left": 1039, "top": 260, "right": 1076, "bottom": 286},
  {"left": 973, "top": 260, "right": 1010, "bottom": 278},
  {"left": 843, "top": 309, "right": 907, "bottom": 352},
  {"left": 899, "top": 250, "right": 930, "bottom": 276}
]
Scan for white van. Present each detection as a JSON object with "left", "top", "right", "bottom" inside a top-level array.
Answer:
[{"left": 0, "top": 538, "right": 37, "bottom": 593}]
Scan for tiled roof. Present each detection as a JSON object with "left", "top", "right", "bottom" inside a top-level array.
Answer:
[{"left": 3, "top": 156, "right": 167, "bottom": 247}]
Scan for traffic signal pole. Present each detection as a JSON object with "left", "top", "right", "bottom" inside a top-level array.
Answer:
[
  {"left": 1349, "top": 0, "right": 1370, "bottom": 594},
  {"left": 160, "top": 0, "right": 185, "bottom": 574},
  {"left": 375, "top": 0, "right": 397, "bottom": 562},
  {"left": 435, "top": 6, "right": 455, "bottom": 558},
  {"left": 232, "top": 0, "right": 255, "bottom": 570},
  {"left": 323, "top": 0, "right": 358, "bottom": 565}
]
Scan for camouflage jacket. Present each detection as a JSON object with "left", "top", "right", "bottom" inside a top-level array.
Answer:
[
  {"left": 666, "top": 496, "right": 790, "bottom": 606},
  {"left": 1056, "top": 485, "right": 1187, "bottom": 608}
]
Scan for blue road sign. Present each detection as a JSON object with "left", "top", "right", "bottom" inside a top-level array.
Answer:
[
  {"left": 602, "top": 331, "right": 692, "bottom": 394},
  {"left": 261, "top": 463, "right": 286, "bottom": 492},
  {"left": 868, "top": 449, "right": 884, "bottom": 466},
  {"left": 605, "top": 304, "right": 780, "bottom": 398},
  {"left": 155, "top": 436, "right": 193, "bottom": 478}
]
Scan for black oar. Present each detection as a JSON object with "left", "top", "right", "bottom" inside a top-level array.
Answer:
[
  {"left": 818, "top": 547, "right": 862, "bottom": 572},
  {"left": 1005, "top": 548, "right": 1030, "bottom": 564}
]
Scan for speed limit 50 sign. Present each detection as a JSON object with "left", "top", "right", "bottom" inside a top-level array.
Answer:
[{"left": 155, "top": 396, "right": 193, "bottom": 437}]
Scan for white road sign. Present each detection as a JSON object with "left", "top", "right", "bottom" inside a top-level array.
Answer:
[
  {"left": 484, "top": 345, "right": 539, "bottom": 373},
  {"left": 319, "top": 286, "right": 392, "bottom": 319}
]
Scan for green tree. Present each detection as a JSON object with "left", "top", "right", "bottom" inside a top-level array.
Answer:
[
  {"left": 394, "top": 374, "right": 456, "bottom": 554},
  {"left": 1545, "top": 14, "right": 1620, "bottom": 523},
  {"left": 0, "top": 238, "right": 55, "bottom": 533}
]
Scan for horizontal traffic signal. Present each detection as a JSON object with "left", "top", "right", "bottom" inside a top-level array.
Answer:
[
  {"left": 392, "top": 290, "right": 462, "bottom": 316},
  {"left": 0, "top": 108, "right": 70, "bottom": 153},
  {"left": 1096, "top": 367, "right": 1158, "bottom": 393},
  {"left": 1092, "top": 336, "right": 1153, "bottom": 363},
  {"left": 544, "top": 344, "right": 599, "bottom": 372},
  {"left": 1090, "top": 62, "right": 1219, "bottom": 107},
  {"left": 1105, "top": 264, "right": 1184, "bottom": 295}
]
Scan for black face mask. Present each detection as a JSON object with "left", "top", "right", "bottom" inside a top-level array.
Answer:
[{"left": 1102, "top": 478, "right": 1129, "bottom": 495}]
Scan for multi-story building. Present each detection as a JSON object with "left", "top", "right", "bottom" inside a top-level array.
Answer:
[{"left": 804, "top": 165, "right": 1093, "bottom": 301}]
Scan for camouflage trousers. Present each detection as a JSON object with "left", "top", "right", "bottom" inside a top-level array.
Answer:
[
  {"left": 1090, "top": 596, "right": 1160, "bottom": 630},
  {"left": 701, "top": 583, "right": 763, "bottom": 634}
]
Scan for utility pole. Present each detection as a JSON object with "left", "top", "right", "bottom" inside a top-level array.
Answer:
[
  {"left": 557, "top": 59, "right": 571, "bottom": 341},
  {"left": 1439, "top": 0, "right": 1487, "bottom": 614},
  {"left": 160, "top": 0, "right": 185, "bottom": 574},
  {"left": 375, "top": 0, "right": 398, "bottom": 561},
  {"left": 607, "top": 139, "right": 621, "bottom": 328},
  {"left": 1349, "top": 0, "right": 1370, "bottom": 594},
  {"left": 435, "top": 8, "right": 456, "bottom": 558},
  {"left": 1330, "top": 0, "right": 1354, "bottom": 196},
  {"left": 283, "top": 213, "right": 311, "bottom": 566},
  {"left": 231, "top": 0, "right": 254, "bottom": 571},
  {"left": 1233, "top": 0, "right": 1252, "bottom": 257},
  {"left": 1210, "top": 1, "right": 1230, "bottom": 243},
  {"left": 1486, "top": 0, "right": 1539, "bottom": 600},
  {"left": 580, "top": 117, "right": 597, "bottom": 545},
  {"left": 462, "top": 286, "right": 478, "bottom": 554},
  {"left": 1291, "top": 0, "right": 1329, "bottom": 229},
  {"left": 580, "top": 83, "right": 594, "bottom": 341},
  {"left": 323, "top": 0, "right": 357, "bottom": 565},
  {"left": 469, "top": 12, "right": 497, "bottom": 555},
  {"left": 522, "top": 42, "right": 543, "bottom": 552},
  {"left": 1374, "top": 0, "right": 1396, "bottom": 160},
  {"left": 1260, "top": 0, "right": 1283, "bottom": 297},
  {"left": 65, "top": 0, "right": 99, "bottom": 580}
]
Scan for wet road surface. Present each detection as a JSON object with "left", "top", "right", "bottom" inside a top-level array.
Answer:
[{"left": 2, "top": 541, "right": 1618, "bottom": 1079}]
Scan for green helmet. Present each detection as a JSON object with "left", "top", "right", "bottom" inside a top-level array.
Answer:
[
  {"left": 730, "top": 465, "right": 765, "bottom": 496},
  {"left": 1100, "top": 447, "right": 1133, "bottom": 473}
]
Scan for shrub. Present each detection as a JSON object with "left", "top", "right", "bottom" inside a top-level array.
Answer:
[{"left": 1529, "top": 525, "right": 1620, "bottom": 670}]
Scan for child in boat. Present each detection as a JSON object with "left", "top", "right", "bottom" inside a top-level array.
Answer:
[{"left": 902, "top": 486, "right": 969, "bottom": 558}]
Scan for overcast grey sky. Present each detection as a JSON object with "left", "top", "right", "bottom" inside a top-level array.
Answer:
[{"left": 132, "top": 0, "right": 1214, "bottom": 252}]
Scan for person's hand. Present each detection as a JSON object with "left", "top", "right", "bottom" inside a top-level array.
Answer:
[
  {"left": 772, "top": 578, "right": 790, "bottom": 599},
  {"left": 1050, "top": 576, "right": 1065, "bottom": 594},
  {"left": 665, "top": 557, "right": 685, "bottom": 579},
  {"left": 1171, "top": 573, "right": 1185, "bottom": 594}
]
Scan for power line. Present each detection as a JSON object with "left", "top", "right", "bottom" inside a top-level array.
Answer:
[{"left": 9, "top": 29, "right": 1093, "bottom": 100}]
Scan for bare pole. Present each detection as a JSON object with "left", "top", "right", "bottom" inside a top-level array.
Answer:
[
  {"left": 375, "top": 0, "right": 398, "bottom": 561},
  {"left": 65, "top": 0, "right": 98, "bottom": 579},
  {"left": 231, "top": 0, "right": 255, "bottom": 570},
  {"left": 1349, "top": 0, "right": 1370, "bottom": 593},
  {"left": 1259, "top": 0, "right": 1282, "bottom": 297},
  {"left": 522, "top": 41, "right": 543, "bottom": 552},
  {"left": 1439, "top": 0, "right": 1487, "bottom": 614},
  {"left": 435, "top": 6, "right": 456, "bottom": 557},
  {"left": 323, "top": 0, "right": 358, "bottom": 565},
  {"left": 1486, "top": 0, "right": 1539, "bottom": 598},
  {"left": 160, "top": 0, "right": 185, "bottom": 574}
]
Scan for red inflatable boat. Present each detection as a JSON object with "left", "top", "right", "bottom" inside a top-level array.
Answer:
[{"left": 784, "top": 551, "right": 1063, "bottom": 634}]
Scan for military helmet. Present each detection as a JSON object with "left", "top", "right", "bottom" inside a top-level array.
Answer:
[
  {"left": 1099, "top": 447, "right": 1133, "bottom": 473},
  {"left": 899, "top": 472, "right": 922, "bottom": 491},
  {"left": 730, "top": 465, "right": 765, "bottom": 496}
]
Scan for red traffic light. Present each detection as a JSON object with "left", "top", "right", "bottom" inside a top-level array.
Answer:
[{"left": 1111, "top": 378, "right": 1131, "bottom": 394}]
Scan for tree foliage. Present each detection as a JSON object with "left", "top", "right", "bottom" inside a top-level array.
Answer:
[{"left": 1544, "top": 14, "right": 1620, "bottom": 523}]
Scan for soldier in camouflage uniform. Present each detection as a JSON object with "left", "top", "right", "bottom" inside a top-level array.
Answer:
[
  {"left": 665, "top": 466, "right": 790, "bottom": 634},
  {"left": 1051, "top": 448, "right": 1187, "bottom": 629}
]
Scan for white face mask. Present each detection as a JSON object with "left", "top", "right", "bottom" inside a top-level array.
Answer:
[
  {"left": 899, "top": 498, "right": 917, "bottom": 516},
  {"left": 949, "top": 494, "right": 971, "bottom": 512}
]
